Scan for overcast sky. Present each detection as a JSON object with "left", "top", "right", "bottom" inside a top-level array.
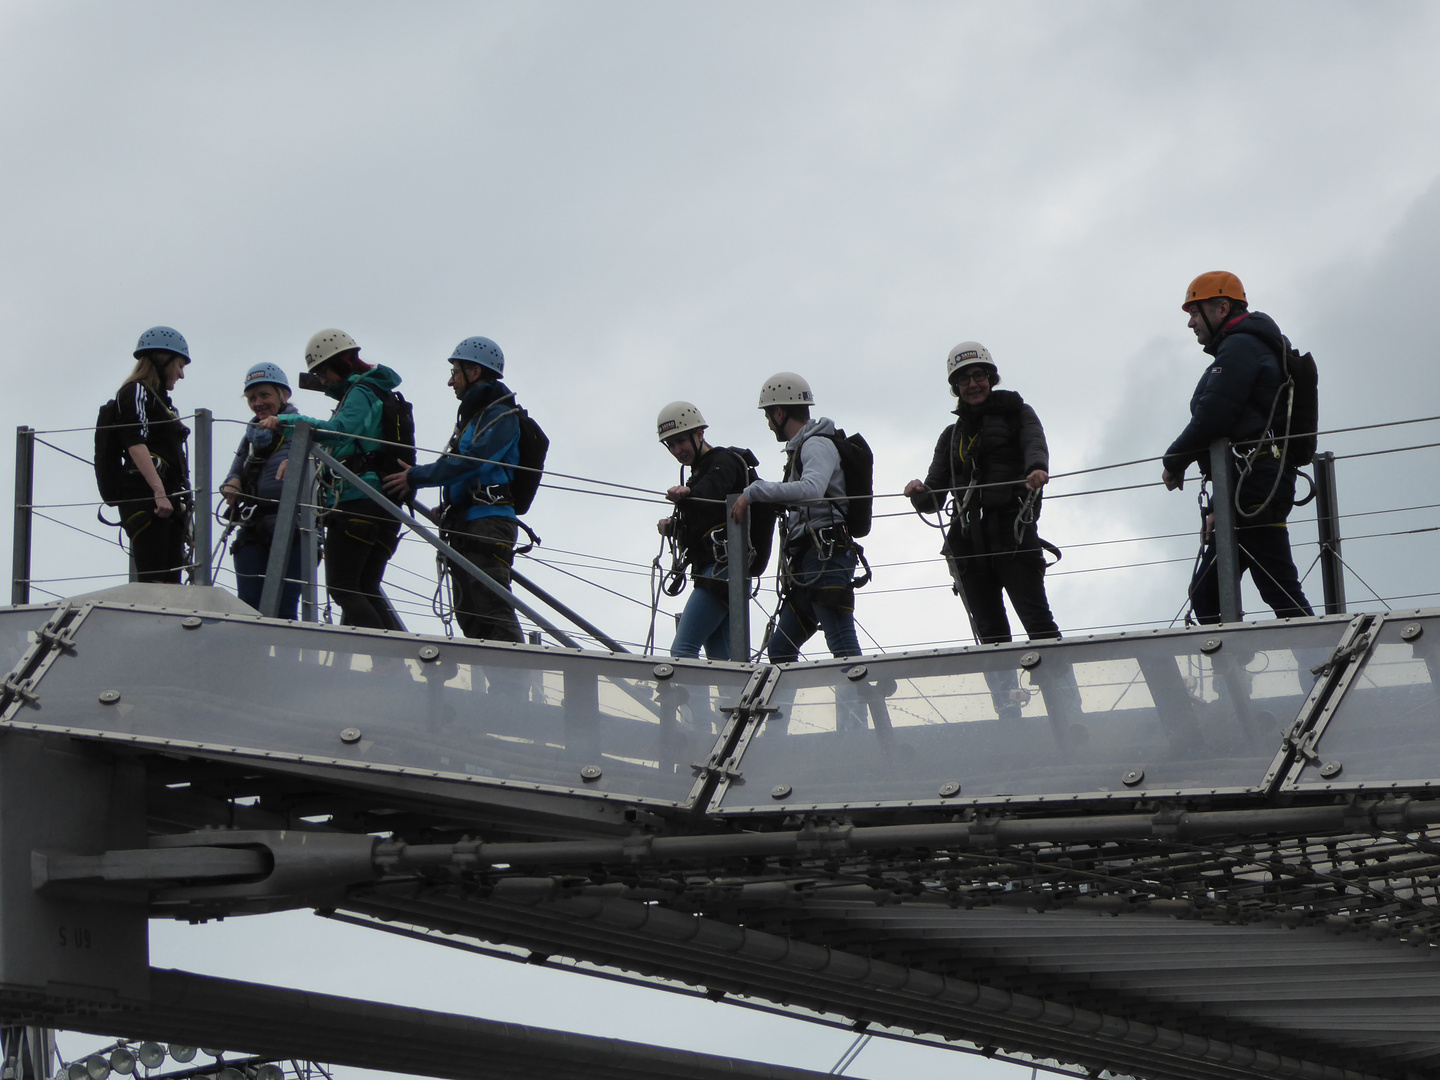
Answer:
[{"left": 6, "top": 2, "right": 1440, "bottom": 1078}]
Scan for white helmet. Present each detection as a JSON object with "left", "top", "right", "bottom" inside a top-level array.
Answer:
[
  {"left": 305, "top": 329, "right": 360, "bottom": 373},
  {"left": 758, "top": 372, "right": 814, "bottom": 409},
  {"left": 946, "top": 341, "right": 999, "bottom": 391},
  {"left": 657, "top": 401, "right": 706, "bottom": 442}
]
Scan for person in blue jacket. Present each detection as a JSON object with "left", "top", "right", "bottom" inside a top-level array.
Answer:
[
  {"left": 258, "top": 329, "right": 405, "bottom": 630},
  {"left": 384, "top": 336, "right": 523, "bottom": 643},
  {"left": 221, "top": 363, "right": 303, "bottom": 619},
  {"left": 1163, "top": 272, "right": 1314, "bottom": 623}
]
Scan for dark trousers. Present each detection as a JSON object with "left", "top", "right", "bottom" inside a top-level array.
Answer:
[
  {"left": 122, "top": 500, "right": 188, "bottom": 584},
  {"left": 445, "top": 515, "right": 523, "bottom": 643},
  {"left": 324, "top": 505, "right": 402, "bottom": 630},
  {"left": 955, "top": 546, "right": 1060, "bottom": 645},
  {"left": 233, "top": 527, "right": 303, "bottom": 620},
  {"left": 1190, "top": 521, "right": 1315, "bottom": 623},
  {"left": 951, "top": 529, "right": 1066, "bottom": 720}
]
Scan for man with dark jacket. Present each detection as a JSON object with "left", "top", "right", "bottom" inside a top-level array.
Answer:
[
  {"left": 1163, "top": 272, "right": 1314, "bottom": 623},
  {"left": 906, "top": 342, "right": 1061, "bottom": 657}
]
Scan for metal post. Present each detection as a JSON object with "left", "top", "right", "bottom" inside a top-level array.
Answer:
[
  {"left": 192, "top": 408, "right": 213, "bottom": 586},
  {"left": 1208, "top": 438, "right": 1242, "bottom": 623},
  {"left": 11, "top": 427, "right": 34, "bottom": 605},
  {"left": 298, "top": 451, "right": 320, "bottom": 621},
  {"left": 260, "top": 422, "right": 313, "bottom": 618},
  {"left": 726, "top": 495, "right": 750, "bottom": 662},
  {"left": 1312, "top": 450, "right": 1346, "bottom": 615}
]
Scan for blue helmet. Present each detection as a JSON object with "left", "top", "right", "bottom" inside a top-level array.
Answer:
[
  {"left": 449, "top": 335, "right": 504, "bottom": 377},
  {"left": 243, "top": 362, "right": 290, "bottom": 393},
  {"left": 134, "top": 326, "right": 190, "bottom": 362}
]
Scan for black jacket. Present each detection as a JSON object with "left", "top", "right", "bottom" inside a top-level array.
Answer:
[
  {"left": 673, "top": 445, "right": 750, "bottom": 570},
  {"left": 115, "top": 381, "right": 189, "bottom": 495},
  {"left": 1163, "top": 310, "right": 1294, "bottom": 508},
  {"left": 911, "top": 389, "right": 1048, "bottom": 514}
]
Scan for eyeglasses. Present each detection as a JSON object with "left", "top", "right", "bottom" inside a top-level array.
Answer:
[{"left": 952, "top": 369, "right": 991, "bottom": 386}]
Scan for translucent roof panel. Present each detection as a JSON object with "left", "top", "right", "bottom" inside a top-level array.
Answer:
[
  {"left": 0, "top": 609, "right": 43, "bottom": 682},
  {"left": 713, "top": 619, "right": 1352, "bottom": 813},
  {"left": 1288, "top": 611, "right": 1440, "bottom": 792},
  {"left": 16, "top": 605, "right": 748, "bottom": 809}
]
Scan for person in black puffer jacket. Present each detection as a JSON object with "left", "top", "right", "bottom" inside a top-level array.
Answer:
[
  {"left": 1164, "top": 272, "right": 1313, "bottom": 623},
  {"left": 906, "top": 341, "right": 1061, "bottom": 654}
]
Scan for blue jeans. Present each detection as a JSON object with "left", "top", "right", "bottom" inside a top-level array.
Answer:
[
  {"left": 234, "top": 530, "right": 303, "bottom": 620},
  {"left": 768, "top": 542, "right": 861, "bottom": 663},
  {"left": 671, "top": 583, "right": 731, "bottom": 661}
]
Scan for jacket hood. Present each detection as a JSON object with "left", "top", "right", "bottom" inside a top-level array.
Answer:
[
  {"left": 458, "top": 378, "right": 511, "bottom": 424},
  {"left": 785, "top": 416, "right": 836, "bottom": 452},
  {"left": 1206, "top": 310, "right": 1283, "bottom": 358},
  {"left": 326, "top": 363, "right": 402, "bottom": 400}
]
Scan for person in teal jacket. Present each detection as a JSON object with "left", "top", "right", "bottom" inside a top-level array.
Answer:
[
  {"left": 384, "top": 336, "right": 523, "bottom": 642},
  {"left": 258, "top": 328, "right": 405, "bottom": 630}
]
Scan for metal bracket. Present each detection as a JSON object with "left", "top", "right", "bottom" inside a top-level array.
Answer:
[
  {"left": 0, "top": 603, "right": 89, "bottom": 721},
  {"left": 1263, "top": 613, "right": 1384, "bottom": 794}
]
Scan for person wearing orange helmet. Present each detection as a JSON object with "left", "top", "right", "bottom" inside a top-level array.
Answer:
[{"left": 1163, "top": 272, "right": 1313, "bottom": 623}]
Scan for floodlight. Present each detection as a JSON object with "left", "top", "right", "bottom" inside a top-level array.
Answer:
[
  {"left": 168, "top": 1046, "right": 197, "bottom": 1064},
  {"left": 217, "top": 1068, "right": 244, "bottom": 1080},
  {"left": 67, "top": 1063, "right": 88, "bottom": 1080},
  {"left": 84, "top": 1056, "right": 110, "bottom": 1080},
  {"left": 202, "top": 1051, "right": 221, "bottom": 1059},
  {"left": 137, "top": 1046, "right": 165, "bottom": 1070},
  {"left": 256, "top": 1064, "right": 283, "bottom": 1080},
  {"left": 109, "top": 1049, "right": 136, "bottom": 1076}
]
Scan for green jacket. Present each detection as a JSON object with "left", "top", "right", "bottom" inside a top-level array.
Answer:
[{"left": 279, "top": 364, "right": 402, "bottom": 506}]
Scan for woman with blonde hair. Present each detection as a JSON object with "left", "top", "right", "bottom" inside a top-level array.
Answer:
[{"left": 115, "top": 326, "right": 192, "bottom": 583}]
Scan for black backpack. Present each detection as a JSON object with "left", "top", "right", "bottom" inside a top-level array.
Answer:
[
  {"left": 343, "top": 384, "right": 416, "bottom": 477},
  {"left": 827, "top": 429, "right": 875, "bottom": 538},
  {"left": 94, "top": 399, "right": 129, "bottom": 508},
  {"left": 510, "top": 407, "right": 549, "bottom": 515},
  {"left": 1273, "top": 337, "right": 1319, "bottom": 467},
  {"left": 725, "top": 446, "right": 778, "bottom": 576}
]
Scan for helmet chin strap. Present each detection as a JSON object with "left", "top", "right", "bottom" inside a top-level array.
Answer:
[{"left": 1198, "top": 299, "right": 1226, "bottom": 342}]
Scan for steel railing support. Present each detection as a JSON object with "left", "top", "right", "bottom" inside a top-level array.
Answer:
[
  {"left": 509, "top": 568, "right": 627, "bottom": 652},
  {"left": 298, "top": 450, "right": 320, "bottom": 621},
  {"left": 726, "top": 495, "right": 749, "bottom": 661},
  {"left": 192, "top": 408, "right": 213, "bottom": 586},
  {"left": 12, "top": 427, "right": 34, "bottom": 605},
  {"left": 1208, "top": 438, "right": 1242, "bottom": 622},
  {"left": 1312, "top": 451, "right": 1346, "bottom": 615},
  {"left": 307, "top": 444, "right": 582, "bottom": 649},
  {"left": 259, "top": 421, "right": 313, "bottom": 618}
]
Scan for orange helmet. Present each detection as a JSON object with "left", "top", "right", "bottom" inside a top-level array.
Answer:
[{"left": 1182, "top": 271, "right": 1246, "bottom": 311}]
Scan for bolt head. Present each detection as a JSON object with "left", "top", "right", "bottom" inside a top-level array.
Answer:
[
  {"left": 1020, "top": 651, "right": 1042, "bottom": 669},
  {"left": 938, "top": 781, "right": 961, "bottom": 798},
  {"left": 339, "top": 727, "right": 362, "bottom": 744},
  {"left": 653, "top": 663, "right": 675, "bottom": 680},
  {"left": 770, "top": 784, "right": 792, "bottom": 799},
  {"left": 1201, "top": 638, "right": 1222, "bottom": 654},
  {"left": 1123, "top": 769, "right": 1144, "bottom": 787},
  {"left": 580, "top": 765, "right": 603, "bottom": 781},
  {"left": 418, "top": 644, "right": 441, "bottom": 661},
  {"left": 181, "top": 617, "right": 203, "bottom": 630},
  {"left": 1402, "top": 623, "right": 1424, "bottom": 642},
  {"left": 845, "top": 665, "right": 868, "bottom": 681},
  {"left": 1320, "top": 760, "right": 1343, "bottom": 779},
  {"left": 98, "top": 690, "right": 121, "bottom": 705}
]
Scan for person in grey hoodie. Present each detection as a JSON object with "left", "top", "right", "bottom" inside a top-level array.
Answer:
[{"left": 731, "top": 372, "right": 861, "bottom": 664}]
